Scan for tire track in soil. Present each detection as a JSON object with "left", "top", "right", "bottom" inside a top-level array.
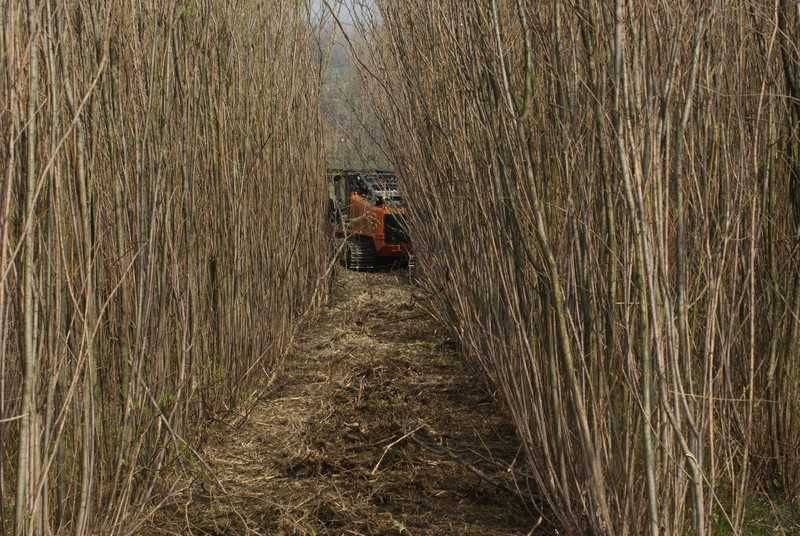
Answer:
[{"left": 146, "top": 269, "right": 540, "bottom": 535}]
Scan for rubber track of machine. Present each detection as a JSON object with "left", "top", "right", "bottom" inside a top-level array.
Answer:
[{"left": 347, "top": 238, "right": 376, "bottom": 272}]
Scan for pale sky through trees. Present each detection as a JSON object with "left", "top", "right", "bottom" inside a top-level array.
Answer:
[{"left": 311, "top": 0, "right": 355, "bottom": 27}]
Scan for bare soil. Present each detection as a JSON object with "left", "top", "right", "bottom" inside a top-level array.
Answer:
[{"left": 144, "top": 269, "right": 542, "bottom": 535}]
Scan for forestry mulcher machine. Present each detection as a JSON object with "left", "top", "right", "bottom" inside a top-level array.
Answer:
[{"left": 327, "top": 169, "right": 413, "bottom": 271}]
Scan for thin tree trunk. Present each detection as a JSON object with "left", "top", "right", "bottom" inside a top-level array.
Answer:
[{"left": 16, "top": 0, "right": 42, "bottom": 534}]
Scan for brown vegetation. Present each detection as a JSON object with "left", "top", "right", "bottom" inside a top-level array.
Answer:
[
  {"left": 5, "top": 0, "right": 800, "bottom": 534},
  {"left": 0, "top": 1, "right": 325, "bottom": 533},
  {"left": 143, "top": 269, "right": 536, "bottom": 536},
  {"left": 362, "top": 1, "right": 800, "bottom": 534}
]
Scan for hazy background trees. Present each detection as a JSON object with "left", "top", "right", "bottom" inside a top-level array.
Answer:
[{"left": 318, "top": 0, "right": 388, "bottom": 170}]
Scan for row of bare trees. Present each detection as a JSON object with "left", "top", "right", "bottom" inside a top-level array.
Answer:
[
  {"left": 318, "top": 13, "right": 388, "bottom": 170},
  {"left": 364, "top": 1, "right": 800, "bottom": 534},
  {"left": 1, "top": 1, "right": 326, "bottom": 534}
]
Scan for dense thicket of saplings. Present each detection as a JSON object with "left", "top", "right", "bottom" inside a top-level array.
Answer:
[
  {"left": 368, "top": 1, "right": 800, "bottom": 534},
  {"left": 0, "top": 2, "right": 326, "bottom": 533}
]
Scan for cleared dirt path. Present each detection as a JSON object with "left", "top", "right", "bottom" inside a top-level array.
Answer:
[{"left": 147, "top": 270, "right": 538, "bottom": 535}]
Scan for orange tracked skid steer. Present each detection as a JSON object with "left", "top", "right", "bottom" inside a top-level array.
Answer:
[{"left": 327, "top": 169, "right": 413, "bottom": 271}]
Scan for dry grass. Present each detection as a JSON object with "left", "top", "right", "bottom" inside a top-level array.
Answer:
[{"left": 143, "top": 268, "right": 541, "bottom": 536}]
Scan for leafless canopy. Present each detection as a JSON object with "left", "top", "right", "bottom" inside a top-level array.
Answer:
[
  {"left": 363, "top": 1, "right": 800, "bottom": 534},
  {"left": 1, "top": 1, "right": 325, "bottom": 533}
]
